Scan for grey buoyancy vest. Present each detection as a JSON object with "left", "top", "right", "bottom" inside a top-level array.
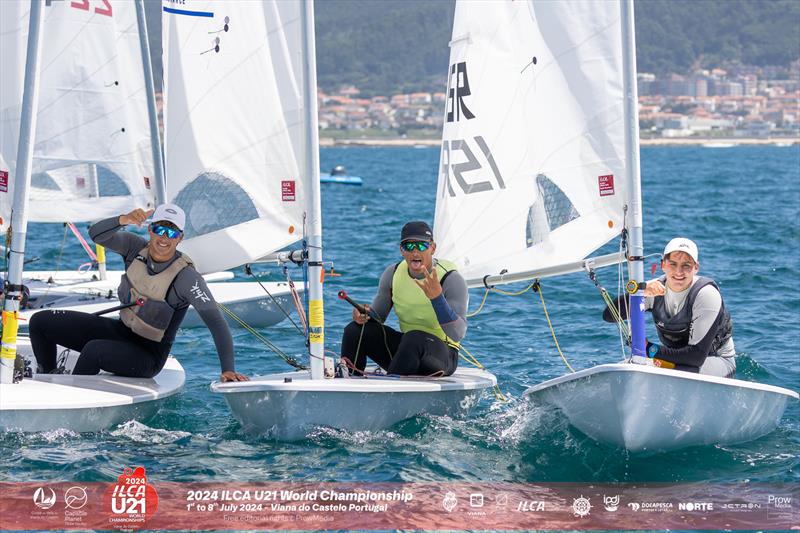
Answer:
[
  {"left": 118, "top": 248, "right": 193, "bottom": 342},
  {"left": 651, "top": 275, "right": 733, "bottom": 356}
]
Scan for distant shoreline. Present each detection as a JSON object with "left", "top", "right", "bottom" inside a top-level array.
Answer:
[{"left": 320, "top": 136, "right": 798, "bottom": 148}]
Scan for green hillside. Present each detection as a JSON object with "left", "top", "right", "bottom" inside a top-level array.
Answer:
[{"left": 147, "top": 0, "right": 800, "bottom": 95}]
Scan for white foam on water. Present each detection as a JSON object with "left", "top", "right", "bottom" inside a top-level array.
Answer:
[{"left": 111, "top": 420, "right": 191, "bottom": 444}]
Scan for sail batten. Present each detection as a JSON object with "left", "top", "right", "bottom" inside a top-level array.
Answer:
[{"left": 434, "top": 0, "right": 628, "bottom": 285}]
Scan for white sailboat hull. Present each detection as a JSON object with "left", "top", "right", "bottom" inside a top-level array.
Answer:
[
  {"left": 524, "top": 363, "right": 798, "bottom": 452},
  {"left": 0, "top": 341, "right": 185, "bottom": 433},
  {"left": 211, "top": 368, "right": 497, "bottom": 440},
  {"left": 20, "top": 272, "right": 301, "bottom": 328}
]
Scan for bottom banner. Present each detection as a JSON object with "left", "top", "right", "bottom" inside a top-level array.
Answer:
[{"left": 1, "top": 471, "right": 796, "bottom": 530}]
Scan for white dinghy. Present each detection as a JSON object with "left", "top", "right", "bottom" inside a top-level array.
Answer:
[
  {"left": 526, "top": 364, "right": 798, "bottom": 452},
  {"left": 213, "top": 369, "right": 495, "bottom": 440},
  {"left": 0, "top": 339, "right": 184, "bottom": 433},
  {"left": 171, "top": 0, "right": 496, "bottom": 439},
  {"left": 431, "top": 0, "right": 797, "bottom": 452},
  {"left": 0, "top": 0, "right": 297, "bottom": 330},
  {"left": 0, "top": 0, "right": 185, "bottom": 432}
]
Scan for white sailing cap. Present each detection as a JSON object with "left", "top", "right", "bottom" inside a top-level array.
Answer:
[
  {"left": 663, "top": 237, "right": 698, "bottom": 263},
  {"left": 151, "top": 203, "right": 185, "bottom": 231}
]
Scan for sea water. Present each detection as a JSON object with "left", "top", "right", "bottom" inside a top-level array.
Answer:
[{"left": 2, "top": 145, "right": 797, "bottom": 487}]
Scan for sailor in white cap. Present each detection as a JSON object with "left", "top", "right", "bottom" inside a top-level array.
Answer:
[
  {"left": 28, "top": 205, "right": 248, "bottom": 383},
  {"left": 604, "top": 237, "right": 735, "bottom": 377}
]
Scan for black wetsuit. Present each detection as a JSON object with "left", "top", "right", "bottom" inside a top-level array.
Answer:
[{"left": 29, "top": 217, "right": 235, "bottom": 377}]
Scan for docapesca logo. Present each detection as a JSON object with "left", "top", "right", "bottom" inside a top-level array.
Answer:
[{"left": 104, "top": 467, "right": 158, "bottom": 528}]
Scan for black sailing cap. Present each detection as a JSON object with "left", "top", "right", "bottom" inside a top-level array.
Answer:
[{"left": 400, "top": 221, "right": 433, "bottom": 243}]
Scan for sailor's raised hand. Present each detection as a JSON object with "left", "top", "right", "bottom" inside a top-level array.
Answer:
[
  {"left": 643, "top": 279, "right": 666, "bottom": 297},
  {"left": 414, "top": 265, "right": 442, "bottom": 299},
  {"left": 353, "top": 304, "right": 371, "bottom": 325},
  {"left": 119, "top": 208, "right": 154, "bottom": 227}
]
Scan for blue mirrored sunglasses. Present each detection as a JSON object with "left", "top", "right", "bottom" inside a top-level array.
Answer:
[
  {"left": 401, "top": 241, "right": 430, "bottom": 252},
  {"left": 150, "top": 223, "right": 182, "bottom": 239}
]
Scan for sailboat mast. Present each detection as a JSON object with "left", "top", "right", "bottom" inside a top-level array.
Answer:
[
  {"left": 621, "top": 0, "right": 646, "bottom": 356},
  {"left": 0, "top": 0, "right": 44, "bottom": 384},
  {"left": 300, "top": 0, "right": 325, "bottom": 379},
  {"left": 134, "top": 0, "right": 166, "bottom": 206}
]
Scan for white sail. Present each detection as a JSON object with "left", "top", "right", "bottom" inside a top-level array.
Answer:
[
  {"left": 433, "top": 0, "right": 628, "bottom": 285},
  {"left": 0, "top": 0, "right": 155, "bottom": 228},
  {"left": 163, "top": 0, "right": 310, "bottom": 274}
]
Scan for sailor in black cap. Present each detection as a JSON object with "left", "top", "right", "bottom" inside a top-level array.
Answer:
[{"left": 340, "top": 221, "right": 469, "bottom": 376}]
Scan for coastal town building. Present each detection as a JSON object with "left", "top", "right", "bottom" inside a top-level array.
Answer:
[{"left": 317, "top": 60, "right": 799, "bottom": 141}]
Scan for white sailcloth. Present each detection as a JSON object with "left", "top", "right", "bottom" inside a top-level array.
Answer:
[
  {"left": 163, "top": 0, "right": 310, "bottom": 274},
  {"left": 433, "top": 0, "right": 628, "bottom": 285},
  {"left": 0, "top": 0, "right": 155, "bottom": 228}
]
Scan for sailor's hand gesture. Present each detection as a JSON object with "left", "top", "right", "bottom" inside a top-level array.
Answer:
[
  {"left": 353, "top": 304, "right": 371, "bottom": 325},
  {"left": 119, "top": 208, "right": 154, "bottom": 227},
  {"left": 643, "top": 279, "right": 666, "bottom": 297},
  {"left": 414, "top": 265, "right": 443, "bottom": 299}
]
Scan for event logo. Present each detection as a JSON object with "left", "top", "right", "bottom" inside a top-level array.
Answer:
[
  {"left": 603, "top": 494, "right": 620, "bottom": 512},
  {"left": 572, "top": 496, "right": 592, "bottom": 517},
  {"left": 64, "top": 487, "right": 88, "bottom": 510},
  {"left": 443, "top": 492, "right": 457, "bottom": 513},
  {"left": 628, "top": 502, "right": 641, "bottom": 511},
  {"left": 104, "top": 466, "right": 159, "bottom": 528},
  {"left": 678, "top": 502, "right": 714, "bottom": 511},
  {"left": 33, "top": 487, "right": 56, "bottom": 509}
]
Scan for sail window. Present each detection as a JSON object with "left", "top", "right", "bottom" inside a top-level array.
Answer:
[
  {"left": 526, "top": 173, "right": 579, "bottom": 247},
  {"left": 172, "top": 171, "right": 258, "bottom": 238}
]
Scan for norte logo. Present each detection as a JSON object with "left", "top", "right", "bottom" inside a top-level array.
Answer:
[
  {"left": 678, "top": 502, "right": 713, "bottom": 511},
  {"left": 103, "top": 467, "right": 158, "bottom": 528}
]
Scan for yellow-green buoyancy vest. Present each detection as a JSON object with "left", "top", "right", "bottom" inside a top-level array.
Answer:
[
  {"left": 119, "top": 247, "right": 192, "bottom": 342},
  {"left": 391, "top": 258, "right": 460, "bottom": 348}
]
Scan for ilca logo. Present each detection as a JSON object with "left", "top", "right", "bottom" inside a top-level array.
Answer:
[
  {"left": 572, "top": 495, "right": 592, "bottom": 517},
  {"left": 604, "top": 494, "right": 620, "bottom": 512},
  {"left": 442, "top": 492, "right": 457, "bottom": 513},
  {"left": 32, "top": 487, "right": 56, "bottom": 510}
]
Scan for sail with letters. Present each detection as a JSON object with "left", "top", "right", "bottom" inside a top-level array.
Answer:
[{"left": 433, "top": 0, "right": 627, "bottom": 286}]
